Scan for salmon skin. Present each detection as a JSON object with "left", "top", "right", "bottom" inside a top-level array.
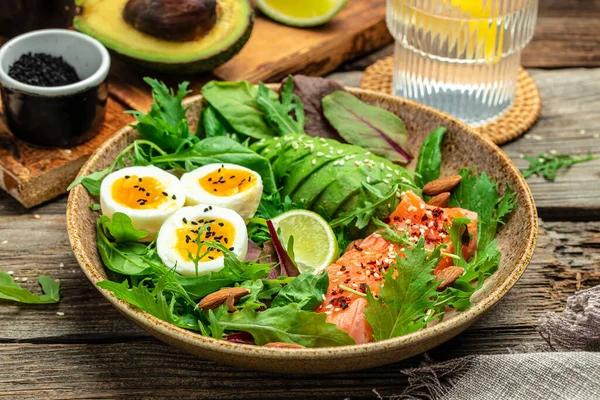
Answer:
[{"left": 315, "top": 191, "right": 478, "bottom": 344}]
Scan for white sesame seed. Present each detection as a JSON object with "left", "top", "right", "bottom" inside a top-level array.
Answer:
[
  {"left": 594, "top": 133, "right": 600, "bottom": 139},
  {"left": 396, "top": 191, "right": 401, "bottom": 198},
  {"left": 339, "top": 160, "right": 345, "bottom": 166},
  {"left": 322, "top": 294, "right": 326, "bottom": 301},
  {"left": 14, "top": 277, "right": 19, "bottom": 281},
  {"left": 354, "top": 161, "right": 363, "bottom": 167},
  {"left": 349, "top": 155, "right": 356, "bottom": 159},
  {"left": 395, "top": 170, "right": 400, "bottom": 176},
  {"left": 325, "top": 155, "right": 332, "bottom": 158},
  {"left": 56, "top": 312, "right": 65, "bottom": 316},
  {"left": 325, "top": 304, "right": 333, "bottom": 309},
  {"left": 34, "top": 214, "right": 41, "bottom": 219},
  {"left": 532, "top": 134, "right": 543, "bottom": 141},
  {"left": 344, "top": 155, "right": 350, "bottom": 161},
  {"left": 365, "top": 152, "right": 371, "bottom": 155},
  {"left": 317, "top": 152, "right": 324, "bottom": 156},
  {"left": 408, "top": 206, "right": 417, "bottom": 212},
  {"left": 524, "top": 134, "right": 532, "bottom": 140},
  {"left": 7, "top": 271, "right": 14, "bottom": 275},
  {"left": 580, "top": 129, "right": 586, "bottom": 135},
  {"left": 405, "top": 219, "right": 411, "bottom": 224},
  {"left": 264, "top": 148, "right": 270, "bottom": 153},
  {"left": 336, "top": 271, "right": 344, "bottom": 276},
  {"left": 386, "top": 166, "right": 393, "bottom": 172},
  {"left": 1, "top": 240, "right": 7, "bottom": 244},
  {"left": 366, "top": 270, "right": 371, "bottom": 276},
  {"left": 352, "top": 283, "right": 359, "bottom": 288},
  {"left": 519, "top": 153, "right": 524, "bottom": 158},
  {"left": 550, "top": 149, "right": 557, "bottom": 155},
  {"left": 59, "top": 263, "right": 64, "bottom": 268},
  {"left": 334, "top": 307, "right": 341, "bottom": 312},
  {"left": 62, "top": 149, "right": 72, "bottom": 155},
  {"left": 337, "top": 150, "right": 344, "bottom": 154},
  {"left": 386, "top": 173, "right": 393, "bottom": 178},
  {"left": 291, "top": 141, "right": 299, "bottom": 149},
  {"left": 311, "top": 159, "right": 317, "bottom": 165},
  {"left": 380, "top": 163, "right": 385, "bottom": 170},
  {"left": 374, "top": 273, "right": 381, "bottom": 279},
  {"left": 21, "top": 277, "right": 29, "bottom": 282},
  {"left": 320, "top": 138, "right": 327, "bottom": 142},
  {"left": 274, "top": 137, "right": 280, "bottom": 141},
  {"left": 383, "top": 179, "right": 390, "bottom": 184},
  {"left": 366, "top": 176, "right": 371, "bottom": 183},
  {"left": 333, "top": 160, "right": 340, "bottom": 166}
]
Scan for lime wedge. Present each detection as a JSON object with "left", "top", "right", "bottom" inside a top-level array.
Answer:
[
  {"left": 257, "top": 0, "right": 348, "bottom": 28},
  {"left": 271, "top": 210, "right": 338, "bottom": 274}
]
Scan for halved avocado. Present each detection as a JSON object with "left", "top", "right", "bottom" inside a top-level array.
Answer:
[{"left": 73, "top": 0, "right": 253, "bottom": 74}]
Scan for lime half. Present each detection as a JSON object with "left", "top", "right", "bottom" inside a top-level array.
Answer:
[
  {"left": 257, "top": 0, "right": 348, "bottom": 28},
  {"left": 270, "top": 210, "right": 338, "bottom": 274}
]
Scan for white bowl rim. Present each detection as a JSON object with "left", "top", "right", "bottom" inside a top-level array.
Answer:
[{"left": 0, "top": 29, "right": 110, "bottom": 97}]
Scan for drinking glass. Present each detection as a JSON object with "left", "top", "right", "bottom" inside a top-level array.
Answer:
[{"left": 387, "top": 0, "right": 538, "bottom": 126}]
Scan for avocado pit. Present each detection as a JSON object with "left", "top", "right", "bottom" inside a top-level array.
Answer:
[{"left": 123, "top": 0, "right": 217, "bottom": 42}]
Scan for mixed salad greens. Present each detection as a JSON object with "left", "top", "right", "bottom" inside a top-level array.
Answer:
[{"left": 71, "top": 75, "right": 516, "bottom": 348}]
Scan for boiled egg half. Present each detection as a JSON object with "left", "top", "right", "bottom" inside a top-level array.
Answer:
[
  {"left": 180, "top": 163, "right": 263, "bottom": 221},
  {"left": 100, "top": 166, "right": 186, "bottom": 241},
  {"left": 156, "top": 205, "right": 248, "bottom": 276}
]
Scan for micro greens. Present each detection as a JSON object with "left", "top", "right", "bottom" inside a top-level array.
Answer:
[{"left": 521, "top": 152, "right": 597, "bottom": 182}]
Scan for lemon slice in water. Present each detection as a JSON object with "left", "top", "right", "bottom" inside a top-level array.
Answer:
[
  {"left": 257, "top": 0, "right": 348, "bottom": 28},
  {"left": 270, "top": 210, "right": 338, "bottom": 274}
]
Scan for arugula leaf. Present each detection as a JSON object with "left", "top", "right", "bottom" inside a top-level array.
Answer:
[
  {"left": 201, "top": 81, "right": 275, "bottom": 139},
  {"left": 330, "top": 184, "right": 399, "bottom": 230},
  {"left": 237, "top": 279, "right": 286, "bottom": 310},
  {"left": 521, "top": 152, "right": 597, "bottom": 182},
  {"left": 128, "top": 78, "right": 195, "bottom": 153},
  {"left": 0, "top": 271, "right": 60, "bottom": 304},
  {"left": 101, "top": 213, "right": 148, "bottom": 243},
  {"left": 256, "top": 77, "right": 305, "bottom": 135},
  {"left": 415, "top": 127, "right": 447, "bottom": 188},
  {"left": 271, "top": 272, "right": 329, "bottom": 311},
  {"left": 97, "top": 279, "right": 200, "bottom": 331},
  {"left": 322, "top": 91, "right": 412, "bottom": 163},
  {"left": 450, "top": 169, "right": 516, "bottom": 259},
  {"left": 218, "top": 304, "right": 355, "bottom": 347},
  {"left": 176, "top": 249, "right": 273, "bottom": 300},
  {"left": 150, "top": 136, "right": 277, "bottom": 195},
  {"left": 364, "top": 238, "right": 441, "bottom": 341},
  {"left": 67, "top": 169, "right": 111, "bottom": 196}
]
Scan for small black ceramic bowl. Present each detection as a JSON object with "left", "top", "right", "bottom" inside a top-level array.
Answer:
[{"left": 0, "top": 29, "right": 110, "bottom": 147}]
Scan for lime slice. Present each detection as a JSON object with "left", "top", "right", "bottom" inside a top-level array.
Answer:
[
  {"left": 257, "top": 0, "right": 348, "bottom": 28},
  {"left": 271, "top": 210, "right": 338, "bottom": 274}
]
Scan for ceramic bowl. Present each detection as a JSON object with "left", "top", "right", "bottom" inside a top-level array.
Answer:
[
  {"left": 67, "top": 87, "right": 537, "bottom": 374},
  {"left": 0, "top": 29, "right": 110, "bottom": 147}
]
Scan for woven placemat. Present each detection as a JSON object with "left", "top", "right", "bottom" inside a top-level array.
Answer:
[{"left": 360, "top": 57, "right": 541, "bottom": 145}]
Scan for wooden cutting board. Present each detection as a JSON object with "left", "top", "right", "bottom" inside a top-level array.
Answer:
[
  {"left": 0, "top": 0, "right": 391, "bottom": 207},
  {"left": 109, "top": 0, "right": 392, "bottom": 111}
]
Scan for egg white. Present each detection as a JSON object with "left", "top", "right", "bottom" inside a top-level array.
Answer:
[
  {"left": 100, "top": 166, "right": 186, "bottom": 242},
  {"left": 156, "top": 205, "right": 248, "bottom": 276},
  {"left": 180, "top": 163, "right": 263, "bottom": 221}
]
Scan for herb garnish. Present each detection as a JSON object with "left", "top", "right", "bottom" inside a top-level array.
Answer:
[
  {"left": 521, "top": 152, "right": 597, "bottom": 182},
  {"left": 0, "top": 271, "right": 60, "bottom": 304}
]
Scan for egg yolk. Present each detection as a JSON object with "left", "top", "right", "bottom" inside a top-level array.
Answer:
[
  {"left": 199, "top": 167, "right": 257, "bottom": 197},
  {"left": 175, "top": 217, "right": 236, "bottom": 262},
  {"left": 111, "top": 175, "right": 173, "bottom": 209}
]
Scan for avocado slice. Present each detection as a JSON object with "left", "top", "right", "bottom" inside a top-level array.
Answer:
[{"left": 73, "top": 0, "right": 253, "bottom": 74}]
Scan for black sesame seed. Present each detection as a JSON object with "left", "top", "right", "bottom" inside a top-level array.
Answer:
[
  {"left": 138, "top": 178, "right": 142, "bottom": 182},
  {"left": 208, "top": 177, "right": 212, "bottom": 182},
  {"left": 125, "top": 175, "right": 130, "bottom": 179},
  {"left": 208, "top": 256, "right": 214, "bottom": 260},
  {"left": 172, "top": 195, "right": 176, "bottom": 200},
  {"left": 218, "top": 222, "right": 224, "bottom": 227},
  {"left": 191, "top": 221, "right": 198, "bottom": 225},
  {"left": 183, "top": 218, "right": 187, "bottom": 224},
  {"left": 204, "top": 208, "right": 209, "bottom": 212},
  {"left": 229, "top": 247, "right": 234, "bottom": 251},
  {"left": 224, "top": 238, "right": 229, "bottom": 244},
  {"left": 162, "top": 192, "right": 168, "bottom": 196},
  {"left": 146, "top": 192, "right": 150, "bottom": 197},
  {"left": 208, "top": 206, "right": 213, "bottom": 210}
]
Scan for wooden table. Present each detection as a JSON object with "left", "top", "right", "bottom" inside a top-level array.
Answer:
[{"left": 1, "top": 2, "right": 599, "bottom": 398}]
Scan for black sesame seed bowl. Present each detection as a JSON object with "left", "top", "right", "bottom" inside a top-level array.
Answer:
[{"left": 0, "top": 29, "right": 110, "bottom": 147}]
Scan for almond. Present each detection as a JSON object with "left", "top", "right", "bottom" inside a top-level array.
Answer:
[
  {"left": 263, "top": 342, "right": 305, "bottom": 349},
  {"left": 427, "top": 192, "right": 451, "bottom": 208},
  {"left": 436, "top": 266, "right": 465, "bottom": 291},
  {"left": 198, "top": 287, "right": 250, "bottom": 310},
  {"left": 423, "top": 175, "right": 462, "bottom": 196}
]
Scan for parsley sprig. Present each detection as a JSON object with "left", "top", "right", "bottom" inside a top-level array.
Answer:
[{"left": 521, "top": 152, "right": 597, "bottom": 182}]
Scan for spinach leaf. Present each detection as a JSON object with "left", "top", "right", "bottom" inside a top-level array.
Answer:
[
  {"left": 201, "top": 81, "right": 275, "bottom": 139},
  {"left": 322, "top": 91, "right": 412, "bottom": 164},
  {"left": 201, "top": 105, "right": 228, "bottom": 138},
  {"left": 256, "top": 77, "right": 305, "bottom": 135},
  {"left": 237, "top": 279, "right": 286, "bottom": 310},
  {"left": 415, "top": 127, "right": 447, "bottom": 188},
  {"left": 100, "top": 213, "right": 148, "bottom": 243},
  {"left": 0, "top": 271, "right": 60, "bottom": 304},
  {"left": 96, "top": 218, "right": 154, "bottom": 276},
  {"left": 271, "top": 272, "right": 329, "bottom": 311},
  {"left": 218, "top": 304, "right": 355, "bottom": 347},
  {"left": 364, "top": 238, "right": 441, "bottom": 340},
  {"left": 150, "top": 136, "right": 277, "bottom": 195}
]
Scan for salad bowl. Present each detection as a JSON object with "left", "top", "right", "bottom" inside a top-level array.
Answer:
[{"left": 67, "top": 86, "right": 537, "bottom": 374}]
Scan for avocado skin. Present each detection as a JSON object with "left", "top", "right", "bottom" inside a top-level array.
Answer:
[{"left": 73, "top": 1, "right": 253, "bottom": 74}]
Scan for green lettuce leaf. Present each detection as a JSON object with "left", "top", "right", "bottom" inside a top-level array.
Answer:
[
  {"left": 256, "top": 77, "right": 305, "bottom": 135},
  {"left": 218, "top": 304, "right": 355, "bottom": 347},
  {"left": 100, "top": 213, "right": 148, "bottom": 243}
]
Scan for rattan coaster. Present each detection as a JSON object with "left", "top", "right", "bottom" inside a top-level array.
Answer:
[{"left": 360, "top": 57, "right": 541, "bottom": 145}]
